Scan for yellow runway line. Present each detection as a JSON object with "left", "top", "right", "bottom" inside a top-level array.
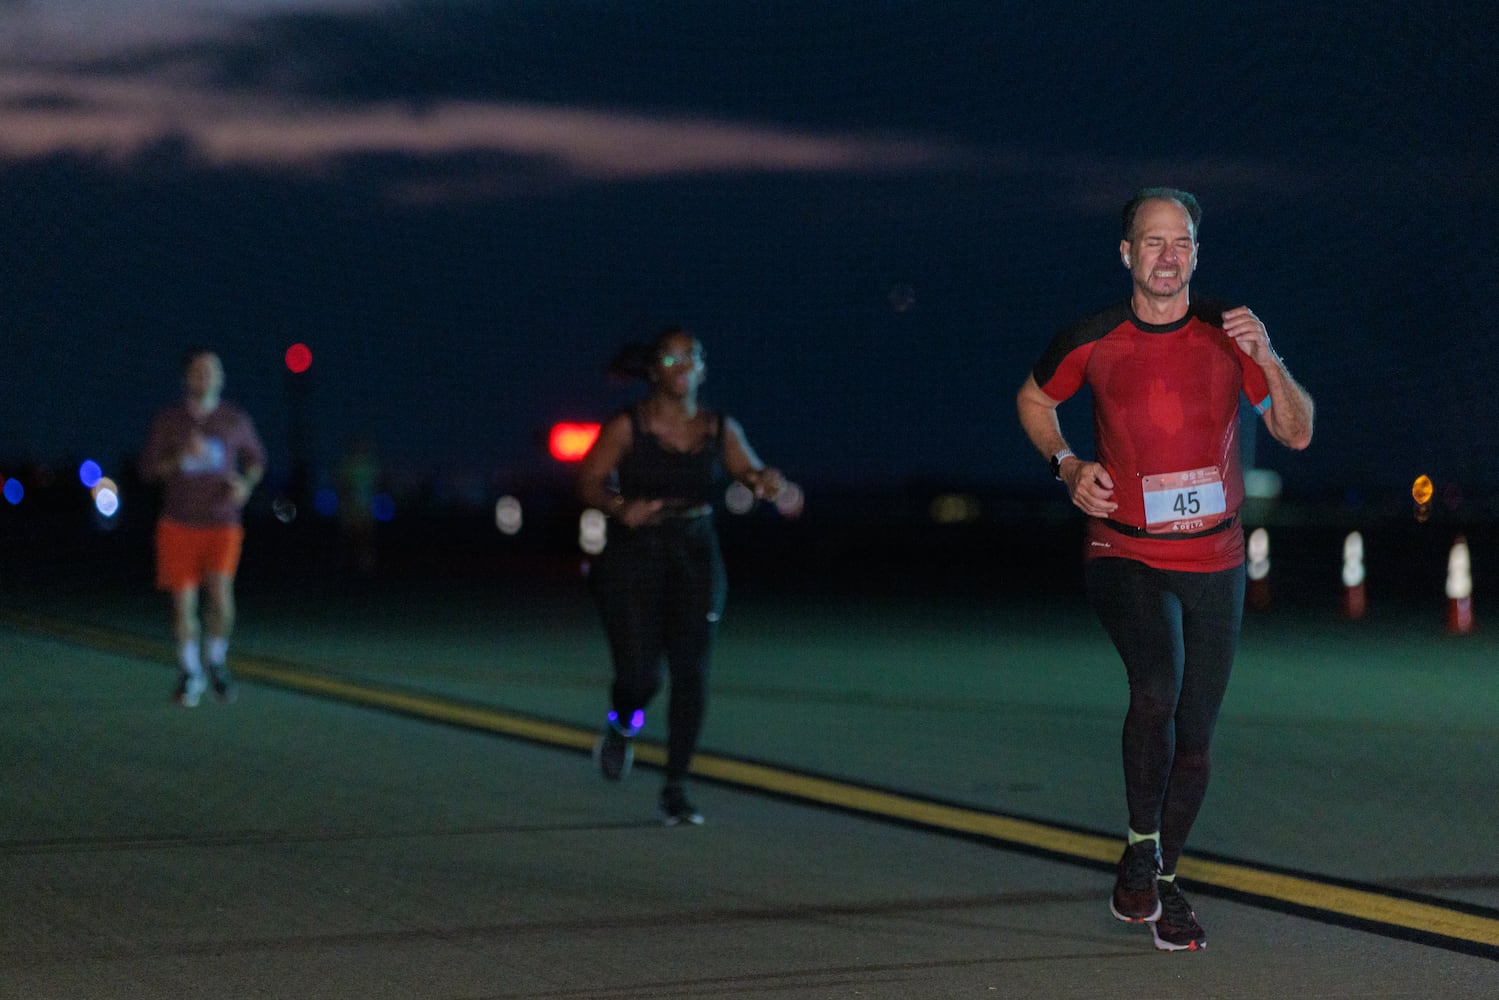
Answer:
[{"left": 7, "top": 608, "right": 1498, "bottom": 956}]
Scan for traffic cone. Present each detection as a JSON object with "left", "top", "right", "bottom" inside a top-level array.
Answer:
[
  {"left": 1246, "top": 527, "right": 1271, "bottom": 610},
  {"left": 1445, "top": 535, "right": 1473, "bottom": 635},
  {"left": 1342, "top": 531, "right": 1367, "bottom": 619}
]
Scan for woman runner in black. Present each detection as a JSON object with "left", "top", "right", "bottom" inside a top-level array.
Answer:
[{"left": 577, "top": 327, "right": 784, "bottom": 825}]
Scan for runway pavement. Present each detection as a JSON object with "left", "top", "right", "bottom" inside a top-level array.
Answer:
[{"left": 4, "top": 527, "right": 1499, "bottom": 998}]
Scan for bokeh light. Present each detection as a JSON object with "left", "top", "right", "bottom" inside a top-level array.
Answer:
[
  {"left": 579, "top": 508, "right": 607, "bottom": 555},
  {"left": 1446, "top": 537, "right": 1473, "bottom": 601},
  {"left": 314, "top": 486, "right": 339, "bottom": 517},
  {"left": 91, "top": 477, "right": 120, "bottom": 517},
  {"left": 887, "top": 282, "right": 917, "bottom": 313},
  {"left": 3, "top": 478, "right": 23, "bottom": 504},
  {"left": 495, "top": 495, "right": 523, "bottom": 535},
  {"left": 929, "top": 493, "right": 980, "bottom": 525},
  {"left": 272, "top": 496, "right": 298, "bottom": 524},
  {"left": 1246, "top": 527, "right": 1270, "bottom": 582},
  {"left": 549, "top": 422, "right": 601, "bottom": 462},
  {"left": 371, "top": 493, "right": 396, "bottom": 523},
  {"left": 284, "top": 342, "right": 313, "bottom": 374},
  {"left": 78, "top": 460, "right": 103, "bottom": 488},
  {"left": 774, "top": 481, "right": 805, "bottom": 519},
  {"left": 1443, "top": 481, "right": 1464, "bottom": 511},
  {"left": 1412, "top": 474, "right": 1434, "bottom": 505},
  {"left": 1342, "top": 531, "right": 1365, "bottom": 588},
  {"left": 724, "top": 482, "right": 755, "bottom": 515}
]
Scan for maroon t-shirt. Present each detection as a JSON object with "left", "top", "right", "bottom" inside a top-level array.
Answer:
[
  {"left": 1032, "top": 299, "right": 1271, "bottom": 572},
  {"left": 141, "top": 401, "right": 267, "bottom": 527}
]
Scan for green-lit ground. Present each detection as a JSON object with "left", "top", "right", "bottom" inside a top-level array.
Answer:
[{"left": 3, "top": 510, "right": 1497, "bottom": 996}]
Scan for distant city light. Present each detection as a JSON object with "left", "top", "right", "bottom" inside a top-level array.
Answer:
[
  {"left": 887, "top": 282, "right": 917, "bottom": 313},
  {"left": 284, "top": 342, "right": 313, "bottom": 374},
  {"left": 79, "top": 460, "right": 103, "bottom": 488},
  {"left": 92, "top": 477, "right": 120, "bottom": 517},
  {"left": 1446, "top": 537, "right": 1473, "bottom": 601},
  {"left": 1342, "top": 531, "right": 1365, "bottom": 588},
  {"left": 313, "top": 487, "right": 338, "bottom": 517},
  {"left": 272, "top": 496, "right": 298, "bottom": 524},
  {"left": 725, "top": 482, "right": 755, "bottom": 515},
  {"left": 3, "top": 478, "right": 22, "bottom": 504},
  {"left": 549, "top": 422, "right": 601, "bottom": 462},
  {"left": 495, "top": 495, "right": 523, "bottom": 535},
  {"left": 579, "top": 508, "right": 607, "bottom": 555},
  {"left": 371, "top": 493, "right": 396, "bottom": 523},
  {"left": 929, "top": 493, "right": 980, "bottom": 525},
  {"left": 774, "top": 481, "right": 805, "bottom": 519},
  {"left": 1243, "top": 468, "right": 1282, "bottom": 500},
  {"left": 1246, "top": 527, "right": 1270, "bottom": 582},
  {"left": 1412, "top": 475, "right": 1434, "bottom": 505}
]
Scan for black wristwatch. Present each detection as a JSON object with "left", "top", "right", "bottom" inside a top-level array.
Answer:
[{"left": 1049, "top": 449, "right": 1074, "bottom": 481}]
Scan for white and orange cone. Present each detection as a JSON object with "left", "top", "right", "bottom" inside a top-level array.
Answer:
[
  {"left": 1342, "top": 531, "right": 1367, "bottom": 620},
  {"left": 1446, "top": 535, "right": 1473, "bottom": 635},
  {"left": 1246, "top": 527, "right": 1271, "bottom": 610}
]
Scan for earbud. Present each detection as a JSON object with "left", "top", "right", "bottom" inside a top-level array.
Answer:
[{"left": 1123, "top": 256, "right": 1131, "bottom": 267}]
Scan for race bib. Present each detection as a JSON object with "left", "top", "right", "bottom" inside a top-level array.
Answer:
[{"left": 1141, "top": 466, "right": 1228, "bottom": 534}]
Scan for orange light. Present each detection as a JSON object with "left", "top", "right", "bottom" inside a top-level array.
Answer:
[
  {"left": 548, "top": 422, "right": 601, "bottom": 462},
  {"left": 1412, "top": 475, "right": 1434, "bottom": 506},
  {"left": 284, "top": 342, "right": 313, "bottom": 374}
]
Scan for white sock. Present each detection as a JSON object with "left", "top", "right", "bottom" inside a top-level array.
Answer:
[
  {"left": 1128, "top": 829, "right": 1160, "bottom": 846},
  {"left": 179, "top": 640, "right": 203, "bottom": 676},
  {"left": 206, "top": 636, "right": 229, "bottom": 668}
]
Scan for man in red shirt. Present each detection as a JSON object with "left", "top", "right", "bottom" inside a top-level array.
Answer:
[
  {"left": 141, "top": 349, "right": 266, "bottom": 707},
  {"left": 1017, "top": 188, "right": 1314, "bottom": 951}
]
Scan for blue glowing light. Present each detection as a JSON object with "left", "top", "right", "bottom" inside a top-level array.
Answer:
[
  {"left": 3, "top": 479, "right": 22, "bottom": 504},
  {"left": 371, "top": 493, "right": 396, "bottom": 523},
  {"left": 313, "top": 486, "right": 339, "bottom": 517},
  {"left": 79, "top": 460, "right": 103, "bottom": 488}
]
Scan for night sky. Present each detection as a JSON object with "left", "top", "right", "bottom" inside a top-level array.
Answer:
[{"left": 3, "top": 2, "right": 1497, "bottom": 505}]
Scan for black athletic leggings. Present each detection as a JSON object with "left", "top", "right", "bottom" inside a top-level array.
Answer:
[
  {"left": 589, "top": 515, "right": 727, "bottom": 784},
  {"left": 1085, "top": 556, "right": 1245, "bottom": 874}
]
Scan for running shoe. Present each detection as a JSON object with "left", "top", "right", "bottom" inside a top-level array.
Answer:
[
  {"left": 658, "top": 784, "right": 704, "bottom": 826},
  {"left": 209, "top": 666, "right": 239, "bottom": 704},
  {"left": 1109, "top": 839, "right": 1163, "bottom": 923},
  {"left": 174, "top": 672, "right": 207, "bottom": 708},
  {"left": 1151, "top": 879, "right": 1207, "bottom": 951},
  {"left": 593, "top": 711, "right": 638, "bottom": 781}
]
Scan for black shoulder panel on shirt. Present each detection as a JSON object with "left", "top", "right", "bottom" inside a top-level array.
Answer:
[
  {"left": 1032, "top": 300, "right": 1133, "bottom": 386},
  {"left": 1189, "top": 296, "right": 1236, "bottom": 327}
]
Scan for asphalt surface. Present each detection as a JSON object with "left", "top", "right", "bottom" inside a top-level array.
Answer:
[{"left": 4, "top": 518, "right": 1499, "bottom": 998}]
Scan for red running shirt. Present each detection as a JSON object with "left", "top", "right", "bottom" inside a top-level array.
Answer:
[{"left": 1032, "top": 299, "right": 1271, "bottom": 572}]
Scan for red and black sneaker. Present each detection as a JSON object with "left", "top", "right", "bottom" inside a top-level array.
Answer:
[
  {"left": 1151, "top": 879, "right": 1207, "bottom": 951},
  {"left": 1109, "top": 839, "right": 1162, "bottom": 923}
]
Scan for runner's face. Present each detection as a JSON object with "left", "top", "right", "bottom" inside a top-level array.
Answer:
[
  {"left": 183, "top": 352, "right": 224, "bottom": 402},
  {"left": 1122, "top": 199, "right": 1197, "bottom": 302},
  {"left": 652, "top": 335, "right": 704, "bottom": 397}
]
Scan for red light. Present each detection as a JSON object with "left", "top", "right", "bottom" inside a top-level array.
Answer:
[
  {"left": 548, "top": 422, "right": 601, "bottom": 462},
  {"left": 284, "top": 343, "right": 313, "bottom": 374}
]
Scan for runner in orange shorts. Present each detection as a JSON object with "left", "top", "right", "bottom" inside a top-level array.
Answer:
[{"left": 141, "top": 349, "right": 266, "bottom": 707}]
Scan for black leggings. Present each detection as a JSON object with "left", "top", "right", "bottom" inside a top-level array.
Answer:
[
  {"left": 589, "top": 516, "right": 727, "bottom": 784},
  {"left": 1085, "top": 556, "right": 1244, "bottom": 874}
]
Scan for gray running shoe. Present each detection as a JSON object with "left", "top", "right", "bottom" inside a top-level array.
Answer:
[
  {"left": 593, "top": 711, "right": 640, "bottom": 781},
  {"left": 174, "top": 672, "right": 207, "bottom": 708},
  {"left": 210, "top": 666, "right": 239, "bottom": 704},
  {"left": 658, "top": 784, "right": 704, "bottom": 826}
]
